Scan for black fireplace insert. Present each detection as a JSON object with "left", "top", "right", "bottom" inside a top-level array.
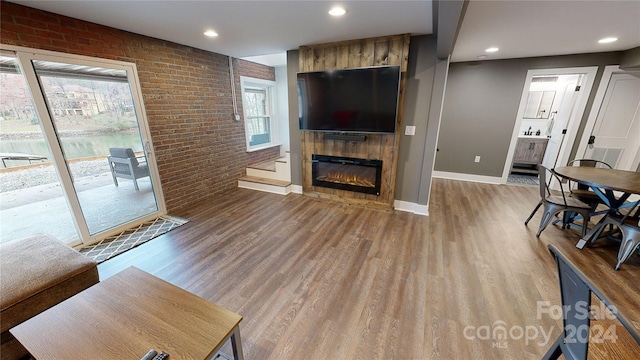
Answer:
[{"left": 312, "top": 154, "right": 382, "bottom": 195}]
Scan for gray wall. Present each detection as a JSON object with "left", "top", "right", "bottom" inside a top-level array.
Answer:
[
  {"left": 436, "top": 52, "right": 622, "bottom": 177},
  {"left": 287, "top": 50, "right": 302, "bottom": 186},
  {"left": 621, "top": 46, "right": 640, "bottom": 70},
  {"left": 396, "top": 35, "right": 448, "bottom": 205},
  {"left": 275, "top": 65, "right": 290, "bottom": 154}
]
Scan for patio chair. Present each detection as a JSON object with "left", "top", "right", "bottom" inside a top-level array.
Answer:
[
  {"left": 525, "top": 165, "right": 592, "bottom": 237},
  {"left": 107, "top": 147, "right": 149, "bottom": 191}
]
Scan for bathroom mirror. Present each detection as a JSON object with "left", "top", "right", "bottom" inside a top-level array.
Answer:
[{"left": 523, "top": 90, "right": 555, "bottom": 119}]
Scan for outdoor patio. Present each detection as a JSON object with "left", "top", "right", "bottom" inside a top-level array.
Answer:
[{"left": 0, "top": 167, "right": 157, "bottom": 245}]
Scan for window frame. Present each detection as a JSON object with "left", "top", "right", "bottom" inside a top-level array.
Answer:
[
  {"left": 0, "top": 44, "right": 166, "bottom": 246},
  {"left": 239, "top": 76, "right": 279, "bottom": 152}
]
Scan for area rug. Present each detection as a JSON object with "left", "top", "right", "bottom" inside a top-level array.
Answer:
[
  {"left": 79, "top": 215, "right": 188, "bottom": 263},
  {"left": 507, "top": 174, "right": 539, "bottom": 187}
]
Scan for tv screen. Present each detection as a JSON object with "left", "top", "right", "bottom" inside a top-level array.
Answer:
[{"left": 297, "top": 65, "right": 400, "bottom": 134}]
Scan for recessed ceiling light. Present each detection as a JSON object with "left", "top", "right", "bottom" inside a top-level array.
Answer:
[
  {"left": 204, "top": 30, "right": 218, "bottom": 37},
  {"left": 598, "top": 37, "right": 618, "bottom": 44},
  {"left": 485, "top": 47, "right": 499, "bottom": 53},
  {"left": 329, "top": 7, "right": 347, "bottom": 16}
]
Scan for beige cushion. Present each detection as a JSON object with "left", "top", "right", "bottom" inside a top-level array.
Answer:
[{"left": 0, "top": 235, "right": 99, "bottom": 360}]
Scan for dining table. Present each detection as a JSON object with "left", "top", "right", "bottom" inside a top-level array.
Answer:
[{"left": 553, "top": 166, "right": 640, "bottom": 249}]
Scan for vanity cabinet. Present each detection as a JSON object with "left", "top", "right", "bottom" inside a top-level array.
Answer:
[{"left": 511, "top": 138, "right": 548, "bottom": 174}]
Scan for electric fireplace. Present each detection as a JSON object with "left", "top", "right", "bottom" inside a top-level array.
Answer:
[{"left": 312, "top": 154, "right": 382, "bottom": 195}]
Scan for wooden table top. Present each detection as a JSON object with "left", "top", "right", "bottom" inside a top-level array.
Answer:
[
  {"left": 554, "top": 166, "right": 640, "bottom": 195},
  {"left": 548, "top": 238, "right": 640, "bottom": 344},
  {"left": 10, "top": 267, "right": 242, "bottom": 360}
]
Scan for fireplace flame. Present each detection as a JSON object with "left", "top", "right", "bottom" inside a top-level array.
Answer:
[{"left": 317, "top": 172, "right": 375, "bottom": 188}]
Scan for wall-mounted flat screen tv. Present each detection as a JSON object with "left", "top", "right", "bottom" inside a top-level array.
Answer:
[{"left": 297, "top": 65, "right": 401, "bottom": 134}]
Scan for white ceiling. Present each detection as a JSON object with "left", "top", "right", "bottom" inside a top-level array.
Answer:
[
  {"left": 9, "top": 0, "right": 640, "bottom": 66},
  {"left": 9, "top": 1, "right": 432, "bottom": 66},
  {"left": 452, "top": 0, "right": 640, "bottom": 62}
]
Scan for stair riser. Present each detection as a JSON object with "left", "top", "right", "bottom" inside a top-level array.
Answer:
[
  {"left": 238, "top": 180, "right": 291, "bottom": 195},
  {"left": 246, "top": 162, "right": 290, "bottom": 181}
]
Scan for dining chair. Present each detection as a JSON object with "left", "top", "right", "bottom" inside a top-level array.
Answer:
[
  {"left": 588, "top": 200, "right": 640, "bottom": 270},
  {"left": 525, "top": 165, "right": 593, "bottom": 237},
  {"left": 566, "top": 158, "right": 612, "bottom": 211}
]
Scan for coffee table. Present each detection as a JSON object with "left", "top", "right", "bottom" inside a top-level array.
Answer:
[{"left": 10, "top": 267, "right": 243, "bottom": 360}]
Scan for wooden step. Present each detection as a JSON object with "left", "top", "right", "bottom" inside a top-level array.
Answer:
[
  {"left": 247, "top": 156, "right": 288, "bottom": 172},
  {"left": 246, "top": 155, "right": 290, "bottom": 182},
  {"left": 248, "top": 159, "right": 277, "bottom": 172},
  {"left": 237, "top": 176, "right": 291, "bottom": 195},
  {"left": 238, "top": 176, "right": 290, "bottom": 187}
]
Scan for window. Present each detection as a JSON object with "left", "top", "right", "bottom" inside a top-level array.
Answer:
[{"left": 240, "top": 76, "right": 277, "bottom": 151}]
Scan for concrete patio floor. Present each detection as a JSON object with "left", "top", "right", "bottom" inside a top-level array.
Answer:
[{"left": 0, "top": 172, "right": 157, "bottom": 245}]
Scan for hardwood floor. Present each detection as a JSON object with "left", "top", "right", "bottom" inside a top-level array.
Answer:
[{"left": 98, "top": 179, "right": 639, "bottom": 359}]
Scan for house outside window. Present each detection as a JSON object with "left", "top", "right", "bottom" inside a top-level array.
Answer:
[{"left": 240, "top": 76, "right": 277, "bottom": 151}]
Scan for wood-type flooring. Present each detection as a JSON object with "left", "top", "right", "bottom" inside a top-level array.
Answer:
[{"left": 99, "top": 178, "right": 639, "bottom": 359}]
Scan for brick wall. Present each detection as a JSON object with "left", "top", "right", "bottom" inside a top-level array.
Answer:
[{"left": 0, "top": 2, "right": 280, "bottom": 212}]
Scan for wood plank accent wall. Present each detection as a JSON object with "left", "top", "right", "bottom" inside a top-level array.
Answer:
[{"left": 299, "top": 34, "right": 410, "bottom": 209}]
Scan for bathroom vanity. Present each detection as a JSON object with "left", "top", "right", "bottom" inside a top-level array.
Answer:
[{"left": 511, "top": 137, "right": 549, "bottom": 174}]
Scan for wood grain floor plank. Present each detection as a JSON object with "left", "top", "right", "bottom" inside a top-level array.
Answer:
[{"left": 97, "top": 181, "right": 638, "bottom": 359}]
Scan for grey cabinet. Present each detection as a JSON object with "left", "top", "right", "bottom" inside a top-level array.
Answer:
[{"left": 511, "top": 138, "right": 548, "bottom": 174}]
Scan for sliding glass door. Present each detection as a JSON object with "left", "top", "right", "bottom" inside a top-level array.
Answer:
[
  {"left": 0, "top": 47, "right": 164, "bottom": 246},
  {"left": 0, "top": 52, "right": 79, "bottom": 243}
]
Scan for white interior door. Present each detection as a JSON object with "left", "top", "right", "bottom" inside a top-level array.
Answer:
[
  {"left": 541, "top": 74, "right": 583, "bottom": 169},
  {"left": 582, "top": 72, "right": 640, "bottom": 170}
]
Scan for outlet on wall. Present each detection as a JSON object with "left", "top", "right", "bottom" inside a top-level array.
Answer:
[
  {"left": 474, "top": 155, "right": 481, "bottom": 163},
  {"left": 405, "top": 125, "right": 416, "bottom": 136}
]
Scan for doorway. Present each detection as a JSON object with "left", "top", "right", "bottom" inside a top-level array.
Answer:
[
  {"left": 503, "top": 67, "right": 598, "bottom": 184},
  {"left": 0, "top": 46, "right": 165, "bottom": 247},
  {"left": 575, "top": 66, "right": 640, "bottom": 172}
]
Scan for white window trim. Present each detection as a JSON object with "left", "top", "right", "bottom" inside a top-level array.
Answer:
[{"left": 239, "top": 76, "right": 280, "bottom": 152}]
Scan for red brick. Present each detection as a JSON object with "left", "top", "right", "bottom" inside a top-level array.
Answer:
[
  {"left": 0, "top": 31, "right": 19, "bottom": 42},
  {"left": 50, "top": 39, "right": 81, "bottom": 50},
  {"left": 1, "top": 11, "right": 15, "bottom": 24},
  {"left": 34, "top": 28, "right": 64, "bottom": 40},
  {"left": 1, "top": 2, "right": 30, "bottom": 18},
  {"left": 18, "top": 33, "right": 52, "bottom": 45},
  {"left": 25, "top": 9, "right": 61, "bottom": 25},
  {"left": 1, "top": 22, "right": 36, "bottom": 36}
]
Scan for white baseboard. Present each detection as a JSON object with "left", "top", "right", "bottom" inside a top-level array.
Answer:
[
  {"left": 432, "top": 171, "right": 503, "bottom": 185},
  {"left": 394, "top": 200, "right": 429, "bottom": 216},
  {"left": 290, "top": 184, "right": 303, "bottom": 194}
]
